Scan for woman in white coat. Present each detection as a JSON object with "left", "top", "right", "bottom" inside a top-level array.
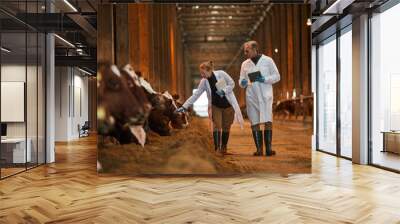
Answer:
[
  {"left": 239, "top": 41, "right": 280, "bottom": 157},
  {"left": 176, "top": 61, "right": 244, "bottom": 155}
]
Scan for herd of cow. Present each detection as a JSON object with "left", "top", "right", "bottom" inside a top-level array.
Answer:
[
  {"left": 97, "top": 62, "right": 189, "bottom": 147},
  {"left": 97, "top": 61, "right": 314, "bottom": 148},
  {"left": 272, "top": 95, "right": 313, "bottom": 120}
]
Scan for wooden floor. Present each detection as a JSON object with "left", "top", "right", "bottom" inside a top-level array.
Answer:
[{"left": 1, "top": 122, "right": 400, "bottom": 223}]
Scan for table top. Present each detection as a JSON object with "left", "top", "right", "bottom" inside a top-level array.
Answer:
[
  {"left": 381, "top": 131, "right": 400, "bottom": 134},
  {"left": 1, "top": 138, "right": 30, "bottom": 143}
]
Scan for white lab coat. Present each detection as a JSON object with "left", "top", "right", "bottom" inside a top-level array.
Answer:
[
  {"left": 182, "top": 70, "right": 244, "bottom": 129},
  {"left": 239, "top": 54, "right": 280, "bottom": 125}
]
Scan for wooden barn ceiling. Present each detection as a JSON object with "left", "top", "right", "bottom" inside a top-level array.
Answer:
[{"left": 177, "top": 3, "right": 271, "bottom": 77}]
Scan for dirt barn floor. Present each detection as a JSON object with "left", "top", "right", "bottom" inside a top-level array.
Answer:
[{"left": 98, "top": 117, "right": 312, "bottom": 175}]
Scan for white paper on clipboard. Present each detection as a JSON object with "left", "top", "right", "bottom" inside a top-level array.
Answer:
[{"left": 215, "top": 79, "right": 227, "bottom": 91}]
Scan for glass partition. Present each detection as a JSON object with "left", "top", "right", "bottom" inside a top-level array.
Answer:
[
  {"left": 0, "top": 1, "right": 46, "bottom": 179},
  {"left": 317, "top": 35, "right": 337, "bottom": 154},
  {"left": 370, "top": 3, "right": 400, "bottom": 171},
  {"left": 339, "top": 28, "right": 352, "bottom": 158},
  {"left": 1, "top": 31, "right": 28, "bottom": 177}
]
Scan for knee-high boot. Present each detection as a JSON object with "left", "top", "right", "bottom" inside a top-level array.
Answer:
[
  {"left": 221, "top": 131, "right": 230, "bottom": 154},
  {"left": 264, "top": 130, "right": 276, "bottom": 156},
  {"left": 213, "top": 131, "right": 221, "bottom": 151},
  {"left": 252, "top": 130, "right": 263, "bottom": 156}
]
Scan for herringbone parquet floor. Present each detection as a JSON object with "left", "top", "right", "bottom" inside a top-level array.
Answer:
[{"left": 0, "top": 120, "right": 399, "bottom": 224}]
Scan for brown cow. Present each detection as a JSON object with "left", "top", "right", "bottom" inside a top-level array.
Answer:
[
  {"left": 138, "top": 76, "right": 188, "bottom": 136},
  {"left": 161, "top": 91, "right": 188, "bottom": 130},
  {"left": 146, "top": 91, "right": 188, "bottom": 136},
  {"left": 97, "top": 62, "right": 148, "bottom": 146},
  {"left": 120, "top": 64, "right": 152, "bottom": 116}
]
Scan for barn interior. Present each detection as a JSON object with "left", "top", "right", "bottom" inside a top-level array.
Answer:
[
  {"left": 96, "top": 2, "right": 312, "bottom": 174},
  {"left": 1, "top": 0, "right": 400, "bottom": 222},
  {"left": 98, "top": 2, "right": 312, "bottom": 112}
]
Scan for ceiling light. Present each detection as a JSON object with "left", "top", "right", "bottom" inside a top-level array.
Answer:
[
  {"left": 274, "top": 48, "right": 279, "bottom": 53},
  {"left": 63, "top": 0, "right": 78, "bottom": 12},
  {"left": 193, "top": 5, "right": 199, "bottom": 9},
  {"left": 1, "top": 47, "right": 11, "bottom": 53},
  {"left": 54, "top": 34, "right": 75, "bottom": 48},
  {"left": 306, "top": 18, "right": 312, "bottom": 26},
  {"left": 41, "top": 5, "right": 46, "bottom": 10}
]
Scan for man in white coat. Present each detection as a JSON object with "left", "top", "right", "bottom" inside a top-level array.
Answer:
[
  {"left": 239, "top": 41, "right": 280, "bottom": 156},
  {"left": 176, "top": 61, "right": 244, "bottom": 155}
]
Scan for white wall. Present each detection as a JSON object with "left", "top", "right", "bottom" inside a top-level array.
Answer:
[
  {"left": 1, "top": 65, "right": 26, "bottom": 138},
  {"left": 1, "top": 63, "right": 46, "bottom": 164},
  {"left": 54, "top": 67, "right": 89, "bottom": 141}
]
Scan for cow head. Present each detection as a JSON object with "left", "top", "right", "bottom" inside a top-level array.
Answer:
[
  {"left": 120, "top": 64, "right": 152, "bottom": 116},
  {"left": 162, "top": 91, "right": 189, "bottom": 129},
  {"left": 97, "top": 62, "right": 147, "bottom": 146}
]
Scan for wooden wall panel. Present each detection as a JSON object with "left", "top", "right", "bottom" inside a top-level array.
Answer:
[
  {"left": 265, "top": 14, "right": 273, "bottom": 57},
  {"left": 98, "top": 4, "right": 187, "bottom": 98},
  {"left": 115, "top": 5, "right": 129, "bottom": 67},
  {"left": 97, "top": 4, "right": 114, "bottom": 63},
  {"left": 293, "top": 5, "right": 301, "bottom": 95},
  {"left": 301, "top": 5, "right": 311, "bottom": 96},
  {"left": 279, "top": 5, "right": 288, "bottom": 99},
  {"left": 138, "top": 4, "right": 150, "bottom": 81},
  {"left": 148, "top": 6, "right": 155, "bottom": 86},
  {"left": 152, "top": 4, "right": 162, "bottom": 90},
  {"left": 287, "top": 5, "right": 294, "bottom": 94},
  {"left": 128, "top": 4, "right": 140, "bottom": 71}
]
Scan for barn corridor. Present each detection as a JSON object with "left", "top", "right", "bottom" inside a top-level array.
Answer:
[
  {"left": 97, "top": 116, "right": 311, "bottom": 175},
  {"left": 222, "top": 119, "right": 311, "bottom": 173}
]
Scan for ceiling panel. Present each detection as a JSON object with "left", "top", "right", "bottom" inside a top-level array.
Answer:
[{"left": 177, "top": 3, "right": 270, "bottom": 79}]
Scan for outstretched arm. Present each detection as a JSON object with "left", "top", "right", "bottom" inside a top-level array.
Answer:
[{"left": 182, "top": 79, "right": 206, "bottom": 109}]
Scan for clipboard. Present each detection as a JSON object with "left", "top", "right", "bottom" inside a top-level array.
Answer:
[
  {"left": 215, "top": 79, "right": 227, "bottom": 91},
  {"left": 248, "top": 71, "right": 262, "bottom": 82}
]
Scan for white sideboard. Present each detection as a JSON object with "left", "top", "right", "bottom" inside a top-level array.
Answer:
[{"left": 1, "top": 138, "right": 32, "bottom": 163}]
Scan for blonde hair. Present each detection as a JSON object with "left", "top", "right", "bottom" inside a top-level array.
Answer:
[{"left": 199, "top": 61, "right": 214, "bottom": 72}]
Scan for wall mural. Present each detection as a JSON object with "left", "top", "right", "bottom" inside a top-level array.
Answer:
[{"left": 97, "top": 3, "right": 312, "bottom": 175}]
